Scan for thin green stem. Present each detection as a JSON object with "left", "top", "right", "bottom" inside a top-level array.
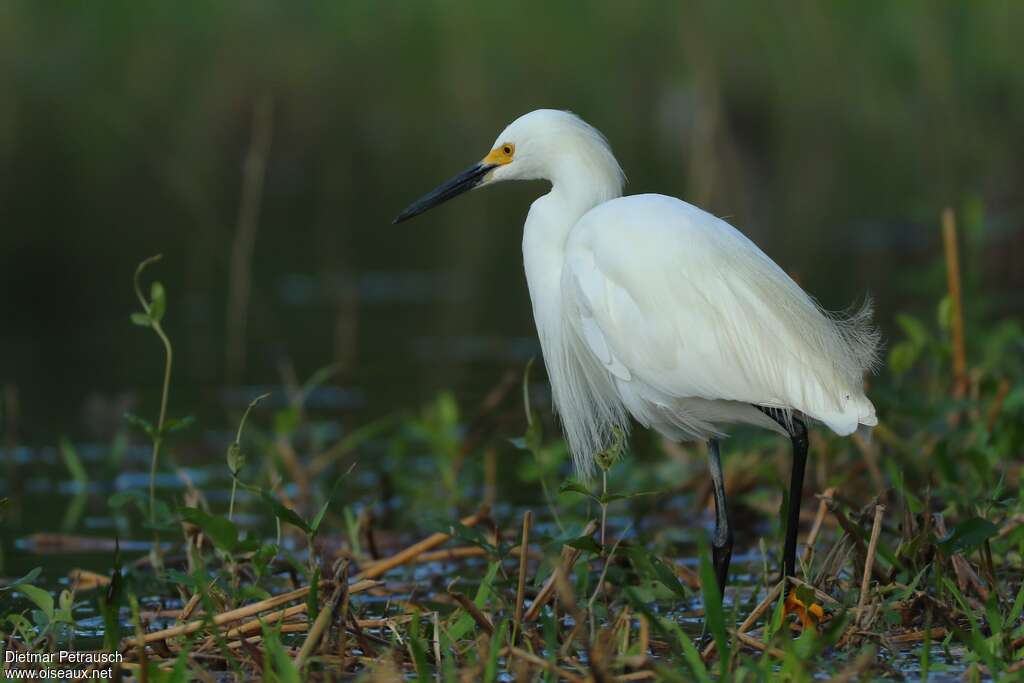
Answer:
[
  {"left": 601, "top": 470, "right": 608, "bottom": 546},
  {"left": 148, "top": 325, "right": 172, "bottom": 524},
  {"left": 226, "top": 393, "right": 269, "bottom": 522},
  {"left": 133, "top": 255, "right": 172, "bottom": 525},
  {"left": 228, "top": 478, "right": 238, "bottom": 522}
]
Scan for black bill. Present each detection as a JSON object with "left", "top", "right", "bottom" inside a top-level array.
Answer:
[{"left": 393, "top": 161, "right": 495, "bottom": 224}]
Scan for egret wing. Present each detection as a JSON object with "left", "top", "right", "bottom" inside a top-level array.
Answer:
[{"left": 563, "top": 194, "right": 878, "bottom": 435}]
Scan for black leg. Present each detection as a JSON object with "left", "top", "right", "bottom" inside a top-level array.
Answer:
[
  {"left": 707, "top": 438, "right": 733, "bottom": 597},
  {"left": 782, "top": 419, "right": 808, "bottom": 579},
  {"left": 757, "top": 408, "right": 809, "bottom": 580}
]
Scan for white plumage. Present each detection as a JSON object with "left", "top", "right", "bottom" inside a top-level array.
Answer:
[{"left": 396, "top": 109, "right": 879, "bottom": 479}]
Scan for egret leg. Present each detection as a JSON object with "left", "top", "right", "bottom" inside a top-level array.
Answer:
[
  {"left": 707, "top": 438, "right": 733, "bottom": 597},
  {"left": 782, "top": 419, "right": 808, "bottom": 579},
  {"left": 758, "top": 408, "right": 809, "bottom": 580}
]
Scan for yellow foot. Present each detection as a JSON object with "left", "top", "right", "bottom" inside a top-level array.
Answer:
[{"left": 784, "top": 589, "right": 824, "bottom": 634}]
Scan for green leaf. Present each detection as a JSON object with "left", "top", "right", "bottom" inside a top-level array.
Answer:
[
  {"left": 0, "top": 567, "right": 42, "bottom": 592},
  {"left": 164, "top": 569, "right": 201, "bottom": 590},
  {"left": 888, "top": 340, "right": 920, "bottom": 377},
  {"left": 673, "top": 622, "right": 713, "bottom": 683},
  {"left": 130, "top": 312, "right": 151, "bottom": 327},
  {"left": 650, "top": 555, "right": 689, "bottom": 600},
  {"left": 559, "top": 480, "right": 596, "bottom": 502},
  {"left": 937, "top": 517, "right": 998, "bottom": 555},
  {"left": 253, "top": 544, "right": 279, "bottom": 579},
  {"left": 260, "top": 491, "right": 311, "bottom": 534},
  {"left": 163, "top": 416, "right": 196, "bottom": 435},
  {"left": 157, "top": 648, "right": 191, "bottom": 683},
  {"left": 565, "top": 535, "right": 602, "bottom": 554},
  {"left": 524, "top": 413, "right": 543, "bottom": 453},
  {"left": 149, "top": 281, "right": 166, "bottom": 322},
  {"left": 54, "top": 589, "right": 74, "bottom": 624},
  {"left": 407, "top": 611, "right": 431, "bottom": 683},
  {"left": 180, "top": 507, "right": 239, "bottom": 552},
  {"left": 100, "top": 542, "right": 124, "bottom": 651},
  {"left": 937, "top": 295, "right": 952, "bottom": 331},
  {"left": 448, "top": 561, "right": 499, "bottom": 641},
  {"left": 895, "top": 313, "right": 929, "bottom": 348},
  {"left": 599, "top": 490, "right": 658, "bottom": 505},
  {"left": 262, "top": 624, "right": 301, "bottom": 683},
  {"left": 310, "top": 476, "right": 347, "bottom": 537},
  {"left": 1008, "top": 582, "right": 1024, "bottom": 625},
  {"left": 447, "top": 522, "right": 498, "bottom": 555},
  {"left": 226, "top": 443, "right": 244, "bottom": 477},
  {"left": 309, "top": 499, "right": 329, "bottom": 536},
  {"left": 307, "top": 566, "right": 320, "bottom": 623},
  {"left": 594, "top": 425, "right": 627, "bottom": 471},
  {"left": 484, "top": 619, "right": 507, "bottom": 683},
  {"left": 18, "top": 584, "right": 54, "bottom": 621},
  {"left": 123, "top": 412, "right": 155, "bottom": 437},
  {"left": 764, "top": 583, "right": 787, "bottom": 641},
  {"left": 273, "top": 406, "right": 301, "bottom": 436},
  {"left": 697, "top": 540, "right": 729, "bottom": 673}
]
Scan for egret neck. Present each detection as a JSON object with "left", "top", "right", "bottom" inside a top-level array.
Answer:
[{"left": 522, "top": 154, "right": 623, "bottom": 349}]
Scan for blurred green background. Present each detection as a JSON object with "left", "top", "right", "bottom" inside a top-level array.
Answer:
[{"left": 2, "top": 1, "right": 1022, "bottom": 439}]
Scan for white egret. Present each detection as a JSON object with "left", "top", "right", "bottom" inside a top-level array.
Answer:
[{"left": 395, "top": 109, "right": 879, "bottom": 597}]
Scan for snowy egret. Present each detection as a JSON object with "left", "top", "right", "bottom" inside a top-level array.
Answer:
[{"left": 395, "top": 109, "right": 879, "bottom": 597}]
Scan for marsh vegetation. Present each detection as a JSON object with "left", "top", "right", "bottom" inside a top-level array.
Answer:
[{"left": 1, "top": 4, "right": 1023, "bottom": 681}]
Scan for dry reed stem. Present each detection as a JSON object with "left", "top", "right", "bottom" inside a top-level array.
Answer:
[
  {"left": 358, "top": 543, "right": 536, "bottom": 569},
  {"left": 825, "top": 498, "right": 888, "bottom": 582},
  {"left": 225, "top": 623, "right": 308, "bottom": 650},
  {"left": 354, "top": 507, "right": 487, "bottom": 580},
  {"left": 734, "top": 631, "right": 784, "bottom": 658},
  {"left": 179, "top": 591, "right": 203, "bottom": 623},
  {"left": 514, "top": 510, "right": 533, "bottom": 640},
  {"left": 294, "top": 562, "right": 349, "bottom": 668},
  {"left": 223, "top": 603, "right": 307, "bottom": 639},
  {"left": 448, "top": 590, "right": 495, "bottom": 635},
  {"left": 941, "top": 207, "right": 967, "bottom": 399},
  {"left": 124, "top": 579, "right": 378, "bottom": 647},
  {"left": 225, "top": 95, "right": 274, "bottom": 384},
  {"left": 889, "top": 627, "right": 946, "bottom": 643},
  {"left": 523, "top": 519, "right": 599, "bottom": 622},
  {"left": 856, "top": 505, "right": 885, "bottom": 629},
  {"left": 67, "top": 569, "right": 110, "bottom": 591},
  {"left": 431, "top": 612, "right": 442, "bottom": 677},
  {"left": 802, "top": 487, "right": 837, "bottom": 565},
  {"left": 501, "top": 646, "right": 585, "bottom": 682},
  {"left": 637, "top": 614, "right": 650, "bottom": 661},
  {"left": 703, "top": 578, "right": 785, "bottom": 660}
]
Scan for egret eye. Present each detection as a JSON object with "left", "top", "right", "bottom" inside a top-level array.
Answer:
[{"left": 503, "top": 145, "right": 513, "bottom": 156}]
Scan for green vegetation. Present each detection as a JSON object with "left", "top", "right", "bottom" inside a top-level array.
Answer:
[
  {"left": 1, "top": 214, "right": 1022, "bottom": 681},
  {"left": 1, "top": 3, "right": 1023, "bottom": 680}
]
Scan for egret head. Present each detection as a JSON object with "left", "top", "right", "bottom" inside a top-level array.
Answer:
[{"left": 393, "top": 109, "right": 624, "bottom": 223}]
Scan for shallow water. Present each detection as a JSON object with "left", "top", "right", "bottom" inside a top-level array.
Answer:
[{"left": 1, "top": 427, "right": 984, "bottom": 681}]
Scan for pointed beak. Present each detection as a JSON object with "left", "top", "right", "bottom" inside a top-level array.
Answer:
[{"left": 393, "top": 161, "right": 496, "bottom": 224}]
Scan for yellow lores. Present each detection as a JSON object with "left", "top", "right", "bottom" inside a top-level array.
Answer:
[{"left": 483, "top": 143, "right": 515, "bottom": 165}]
